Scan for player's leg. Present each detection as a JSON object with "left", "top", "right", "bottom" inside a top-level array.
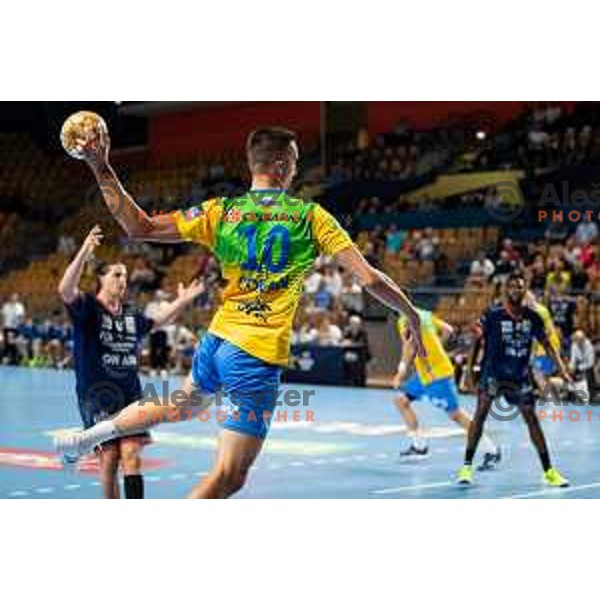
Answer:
[
  {"left": 56, "top": 373, "right": 213, "bottom": 459},
  {"left": 97, "top": 442, "right": 121, "bottom": 499},
  {"left": 119, "top": 437, "right": 146, "bottom": 499},
  {"left": 188, "top": 430, "right": 264, "bottom": 499},
  {"left": 56, "top": 336, "right": 221, "bottom": 461},
  {"left": 395, "top": 376, "right": 428, "bottom": 456},
  {"left": 520, "top": 402, "right": 569, "bottom": 487},
  {"left": 187, "top": 339, "right": 280, "bottom": 499},
  {"left": 457, "top": 389, "right": 493, "bottom": 485},
  {"left": 450, "top": 408, "right": 501, "bottom": 471}
]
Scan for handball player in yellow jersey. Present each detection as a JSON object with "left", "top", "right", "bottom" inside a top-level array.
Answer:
[
  {"left": 393, "top": 308, "right": 500, "bottom": 470},
  {"left": 56, "top": 126, "right": 426, "bottom": 498}
]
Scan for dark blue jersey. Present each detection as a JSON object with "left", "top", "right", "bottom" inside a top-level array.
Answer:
[
  {"left": 479, "top": 304, "right": 547, "bottom": 383},
  {"left": 65, "top": 293, "right": 153, "bottom": 427}
]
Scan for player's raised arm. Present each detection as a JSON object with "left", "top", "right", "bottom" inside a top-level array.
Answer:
[
  {"left": 84, "top": 131, "right": 181, "bottom": 243},
  {"left": 58, "top": 225, "right": 103, "bottom": 304},
  {"left": 150, "top": 280, "right": 205, "bottom": 329},
  {"left": 334, "top": 245, "right": 426, "bottom": 357}
]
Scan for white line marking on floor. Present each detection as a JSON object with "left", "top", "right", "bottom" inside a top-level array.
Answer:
[
  {"left": 289, "top": 461, "right": 306, "bottom": 467},
  {"left": 146, "top": 476, "right": 161, "bottom": 482},
  {"left": 35, "top": 487, "right": 54, "bottom": 494},
  {"left": 503, "top": 481, "right": 600, "bottom": 499},
  {"left": 64, "top": 484, "right": 81, "bottom": 491},
  {"left": 9, "top": 491, "right": 28, "bottom": 497},
  {"left": 169, "top": 473, "right": 187, "bottom": 481},
  {"left": 372, "top": 481, "right": 453, "bottom": 495}
]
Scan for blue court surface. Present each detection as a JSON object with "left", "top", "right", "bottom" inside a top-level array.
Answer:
[{"left": 1, "top": 366, "right": 600, "bottom": 499}]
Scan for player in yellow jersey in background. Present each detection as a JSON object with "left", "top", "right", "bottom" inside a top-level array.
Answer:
[
  {"left": 526, "top": 291, "right": 564, "bottom": 393},
  {"left": 393, "top": 308, "right": 500, "bottom": 470}
]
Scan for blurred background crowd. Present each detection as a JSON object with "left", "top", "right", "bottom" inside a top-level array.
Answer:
[{"left": 2, "top": 101, "right": 600, "bottom": 390}]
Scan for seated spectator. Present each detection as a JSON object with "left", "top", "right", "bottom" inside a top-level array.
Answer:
[
  {"left": 528, "top": 255, "right": 547, "bottom": 291},
  {"left": 469, "top": 251, "right": 495, "bottom": 285},
  {"left": 316, "top": 316, "right": 343, "bottom": 346},
  {"left": 415, "top": 228, "right": 436, "bottom": 261},
  {"left": 545, "top": 259, "right": 572, "bottom": 294},
  {"left": 304, "top": 268, "right": 323, "bottom": 295},
  {"left": 58, "top": 234, "right": 76, "bottom": 256},
  {"left": 494, "top": 250, "right": 520, "bottom": 284},
  {"left": 575, "top": 220, "right": 599, "bottom": 246},
  {"left": 312, "top": 280, "right": 334, "bottom": 312},
  {"left": 323, "top": 266, "right": 343, "bottom": 298},
  {"left": 545, "top": 220, "right": 570, "bottom": 244},
  {"left": 385, "top": 224, "right": 405, "bottom": 257},
  {"left": 129, "top": 258, "right": 158, "bottom": 295},
  {"left": 340, "top": 272, "right": 364, "bottom": 315}
]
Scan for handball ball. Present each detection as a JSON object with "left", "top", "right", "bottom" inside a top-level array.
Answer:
[{"left": 60, "top": 111, "right": 108, "bottom": 160}]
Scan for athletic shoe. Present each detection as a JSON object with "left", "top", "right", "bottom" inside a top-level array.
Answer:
[
  {"left": 456, "top": 465, "right": 474, "bottom": 486},
  {"left": 477, "top": 448, "right": 502, "bottom": 472},
  {"left": 544, "top": 468, "right": 570, "bottom": 488},
  {"left": 54, "top": 430, "right": 95, "bottom": 464},
  {"left": 400, "top": 445, "right": 429, "bottom": 457}
]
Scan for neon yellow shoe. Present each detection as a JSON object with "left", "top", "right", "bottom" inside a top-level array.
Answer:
[
  {"left": 456, "top": 465, "right": 474, "bottom": 486},
  {"left": 544, "top": 468, "right": 570, "bottom": 488}
]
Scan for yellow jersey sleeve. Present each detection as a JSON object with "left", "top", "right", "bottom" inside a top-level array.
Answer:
[
  {"left": 432, "top": 315, "right": 448, "bottom": 334},
  {"left": 311, "top": 204, "right": 354, "bottom": 257},
  {"left": 173, "top": 199, "right": 223, "bottom": 250}
]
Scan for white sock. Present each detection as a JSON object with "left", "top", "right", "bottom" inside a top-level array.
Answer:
[
  {"left": 480, "top": 434, "right": 498, "bottom": 455},
  {"left": 409, "top": 430, "right": 428, "bottom": 450},
  {"left": 82, "top": 420, "right": 119, "bottom": 448}
]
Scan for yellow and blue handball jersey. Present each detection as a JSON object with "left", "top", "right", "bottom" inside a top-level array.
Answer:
[
  {"left": 174, "top": 192, "right": 354, "bottom": 366},
  {"left": 397, "top": 309, "right": 454, "bottom": 385},
  {"left": 532, "top": 301, "right": 561, "bottom": 357}
]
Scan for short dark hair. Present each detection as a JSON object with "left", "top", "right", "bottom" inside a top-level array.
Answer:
[
  {"left": 246, "top": 127, "right": 297, "bottom": 172},
  {"left": 507, "top": 270, "right": 527, "bottom": 286}
]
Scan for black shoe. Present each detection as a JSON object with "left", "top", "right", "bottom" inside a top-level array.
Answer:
[
  {"left": 400, "top": 445, "right": 429, "bottom": 457},
  {"left": 477, "top": 449, "right": 502, "bottom": 472}
]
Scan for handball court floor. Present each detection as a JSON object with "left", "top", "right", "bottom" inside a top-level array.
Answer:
[{"left": 2, "top": 366, "right": 600, "bottom": 499}]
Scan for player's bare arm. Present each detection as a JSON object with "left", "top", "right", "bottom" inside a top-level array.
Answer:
[
  {"left": 542, "top": 336, "right": 572, "bottom": 383},
  {"left": 466, "top": 327, "right": 484, "bottom": 391},
  {"left": 85, "top": 131, "right": 181, "bottom": 243},
  {"left": 393, "top": 329, "right": 417, "bottom": 389},
  {"left": 335, "top": 245, "right": 426, "bottom": 358},
  {"left": 58, "top": 225, "right": 103, "bottom": 304},
  {"left": 150, "top": 280, "right": 205, "bottom": 329}
]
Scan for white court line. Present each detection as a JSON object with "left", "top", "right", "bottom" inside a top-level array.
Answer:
[
  {"left": 372, "top": 481, "right": 453, "bottom": 495},
  {"left": 503, "top": 481, "right": 600, "bottom": 499}
]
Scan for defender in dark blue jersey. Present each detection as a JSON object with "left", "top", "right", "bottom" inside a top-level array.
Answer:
[
  {"left": 457, "top": 272, "right": 572, "bottom": 488},
  {"left": 59, "top": 226, "right": 204, "bottom": 499}
]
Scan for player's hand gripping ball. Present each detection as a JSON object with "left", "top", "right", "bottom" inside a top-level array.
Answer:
[{"left": 60, "top": 111, "right": 108, "bottom": 160}]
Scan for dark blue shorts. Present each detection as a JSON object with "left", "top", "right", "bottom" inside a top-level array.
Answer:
[
  {"left": 192, "top": 334, "right": 282, "bottom": 440},
  {"left": 480, "top": 375, "right": 536, "bottom": 406}
]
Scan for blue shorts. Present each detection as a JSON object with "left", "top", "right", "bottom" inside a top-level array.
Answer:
[
  {"left": 192, "top": 334, "right": 282, "bottom": 440},
  {"left": 400, "top": 375, "right": 460, "bottom": 413},
  {"left": 532, "top": 356, "right": 556, "bottom": 377}
]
